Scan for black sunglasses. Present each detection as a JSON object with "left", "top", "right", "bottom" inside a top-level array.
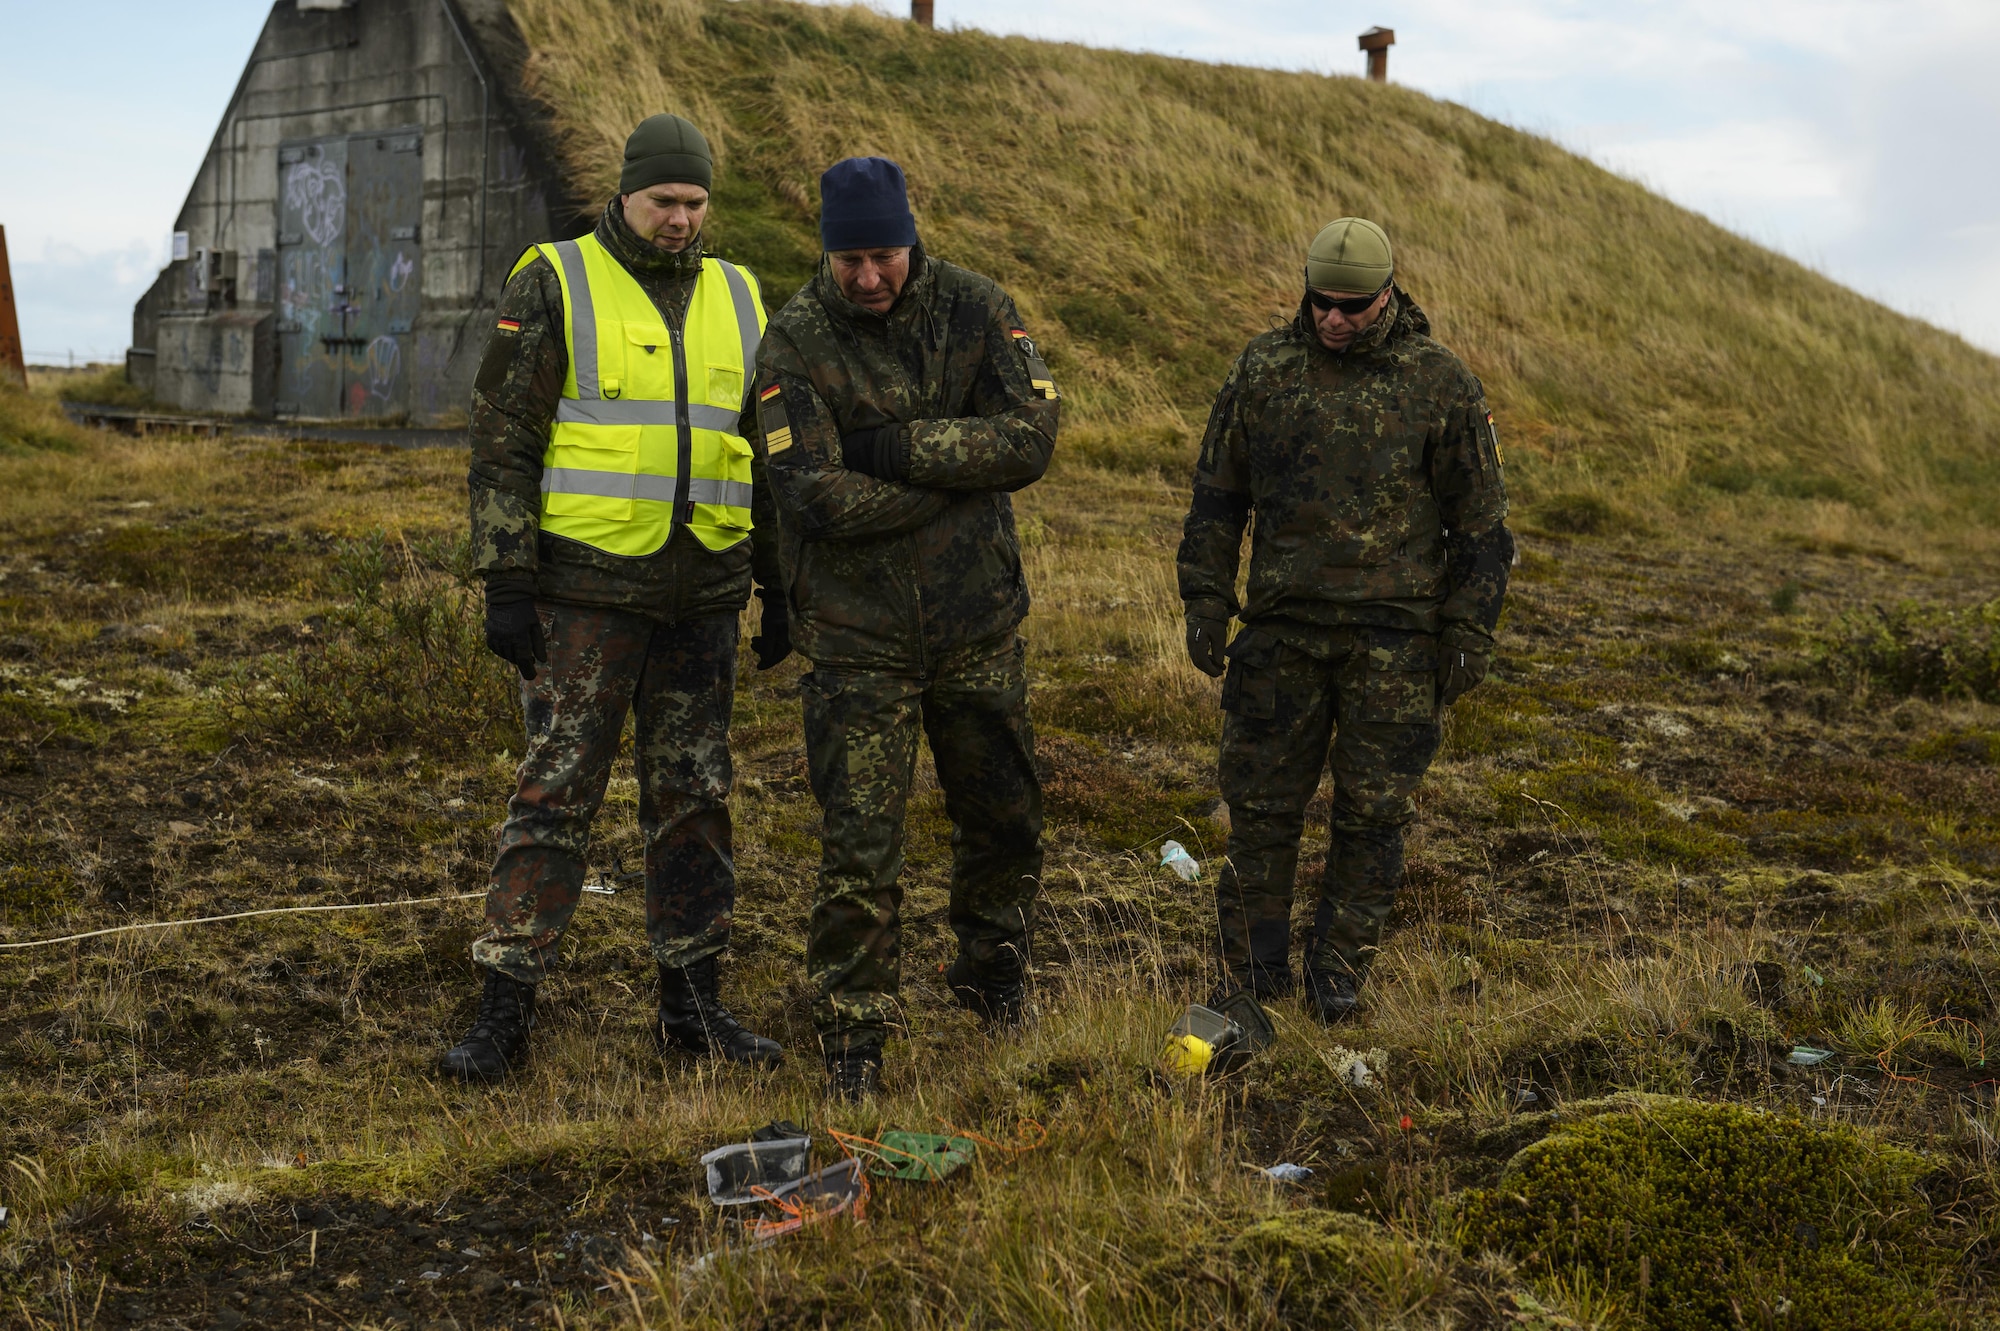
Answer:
[{"left": 1306, "top": 284, "right": 1389, "bottom": 316}]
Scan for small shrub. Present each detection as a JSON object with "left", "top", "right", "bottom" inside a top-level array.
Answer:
[
  {"left": 1456, "top": 1099, "right": 1944, "bottom": 1329},
  {"left": 1533, "top": 492, "right": 1635, "bottom": 537},
  {"left": 1817, "top": 599, "right": 2000, "bottom": 702},
  {"left": 1646, "top": 636, "right": 1726, "bottom": 677},
  {"left": 1770, "top": 581, "right": 1801, "bottom": 614},
  {"left": 228, "top": 530, "right": 517, "bottom": 753}
]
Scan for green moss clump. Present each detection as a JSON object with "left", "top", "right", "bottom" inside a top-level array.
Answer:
[{"left": 1455, "top": 1099, "right": 1943, "bottom": 1329}]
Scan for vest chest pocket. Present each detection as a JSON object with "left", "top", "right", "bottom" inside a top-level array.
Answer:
[
  {"left": 620, "top": 323, "right": 676, "bottom": 400},
  {"left": 704, "top": 364, "right": 744, "bottom": 410}
]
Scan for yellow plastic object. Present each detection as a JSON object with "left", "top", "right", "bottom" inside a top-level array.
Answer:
[
  {"left": 1162, "top": 1033, "right": 1216, "bottom": 1076},
  {"left": 1162, "top": 1003, "right": 1251, "bottom": 1077}
]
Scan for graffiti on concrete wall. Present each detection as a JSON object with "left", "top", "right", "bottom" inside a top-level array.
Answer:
[{"left": 284, "top": 158, "right": 347, "bottom": 248}]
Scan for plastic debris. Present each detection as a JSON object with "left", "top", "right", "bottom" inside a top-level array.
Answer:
[
  {"left": 701, "top": 1135, "right": 812, "bottom": 1206},
  {"left": 1162, "top": 1003, "right": 1252, "bottom": 1076},
  {"left": 685, "top": 1157, "right": 869, "bottom": 1275},
  {"left": 1159, "top": 840, "right": 1201, "bottom": 882},
  {"left": 1787, "top": 1046, "right": 1836, "bottom": 1066},
  {"left": 1262, "top": 1163, "right": 1313, "bottom": 1184},
  {"left": 1209, "top": 986, "right": 1276, "bottom": 1053},
  {"left": 751, "top": 1119, "right": 808, "bottom": 1144},
  {"left": 865, "top": 1131, "right": 976, "bottom": 1182}
]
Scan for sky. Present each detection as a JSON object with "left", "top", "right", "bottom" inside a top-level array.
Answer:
[{"left": 1, "top": 0, "right": 1996, "bottom": 361}]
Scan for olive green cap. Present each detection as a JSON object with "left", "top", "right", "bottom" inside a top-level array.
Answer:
[
  {"left": 619, "top": 114, "right": 713, "bottom": 194},
  {"left": 1306, "top": 217, "right": 1393, "bottom": 294}
]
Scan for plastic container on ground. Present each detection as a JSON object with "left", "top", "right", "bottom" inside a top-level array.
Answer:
[{"left": 700, "top": 1136, "right": 812, "bottom": 1206}]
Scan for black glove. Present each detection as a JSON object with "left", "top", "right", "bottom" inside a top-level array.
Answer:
[
  {"left": 1437, "top": 623, "right": 1493, "bottom": 706},
  {"left": 483, "top": 573, "right": 547, "bottom": 681},
  {"left": 750, "top": 587, "right": 792, "bottom": 671},
  {"left": 1186, "top": 616, "right": 1228, "bottom": 678},
  {"left": 839, "top": 424, "right": 906, "bottom": 481}
]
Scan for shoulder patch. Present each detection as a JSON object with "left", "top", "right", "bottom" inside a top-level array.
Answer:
[
  {"left": 759, "top": 380, "right": 796, "bottom": 459},
  {"left": 496, "top": 318, "right": 521, "bottom": 333},
  {"left": 1011, "top": 329, "right": 1058, "bottom": 401}
]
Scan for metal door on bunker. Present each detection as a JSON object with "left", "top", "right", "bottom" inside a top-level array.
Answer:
[{"left": 275, "top": 127, "right": 423, "bottom": 418}]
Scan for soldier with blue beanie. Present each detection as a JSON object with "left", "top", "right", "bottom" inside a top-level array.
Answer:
[{"left": 753, "top": 156, "right": 1062, "bottom": 1099}]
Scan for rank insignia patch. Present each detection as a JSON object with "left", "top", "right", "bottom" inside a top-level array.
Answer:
[
  {"left": 759, "top": 380, "right": 796, "bottom": 457},
  {"left": 1011, "top": 329, "right": 1058, "bottom": 401}
]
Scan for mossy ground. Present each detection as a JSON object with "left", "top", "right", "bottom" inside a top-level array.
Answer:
[{"left": 2, "top": 401, "right": 1999, "bottom": 1328}]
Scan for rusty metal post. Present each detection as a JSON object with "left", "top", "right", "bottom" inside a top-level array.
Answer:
[
  {"left": 911, "top": 0, "right": 933, "bottom": 26},
  {"left": 0, "top": 226, "right": 24, "bottom": 386},
  {"left": 1359, "top": 26, "right": 1395, "bottom": 83}
]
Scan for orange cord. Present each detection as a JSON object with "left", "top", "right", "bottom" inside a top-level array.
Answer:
[
  {"left": 827, "top": 1128, "right": 949, "bottom": 1181},
  {"left": 1871, "top": 1014, "right": 1989, "bottom": 1090},
  {"left": 940, "top": 1118, "right": 1047, "bottom": 1157}
]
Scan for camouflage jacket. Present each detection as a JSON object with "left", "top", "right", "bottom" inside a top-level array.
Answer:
[
  {"left": 1177, "top": 289, "right": 1512, "bottom": 642},
  {"left": 753, "top": 247, "right": 1059, "bottom": 671},
  {"left": 466, "top": 198, "right": 779, "bottom": 621}
]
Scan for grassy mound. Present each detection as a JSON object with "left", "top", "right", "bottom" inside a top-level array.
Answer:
[
  {"left": 508, "top": 0, "right": 2000, "bottom": 542},
  {"left": 0, "top": 377, "right": 91, "bottom": 454},
  {"left": 1456, "top": 1098, "right": 1945, "bottom": 1328}
]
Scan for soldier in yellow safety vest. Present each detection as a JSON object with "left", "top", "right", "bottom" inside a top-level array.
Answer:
[{"left": 441, "top": 114, "right": 788, "bottom": 1082}]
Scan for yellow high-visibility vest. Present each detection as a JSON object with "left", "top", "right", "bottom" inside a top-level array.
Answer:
[{"left": 513, "top": 235, "right": 766, "bottom": 555}]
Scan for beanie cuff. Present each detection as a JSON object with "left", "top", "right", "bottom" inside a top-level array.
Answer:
[
  {"left": 1305, "top": 260, "right": 1392, "bottom": 294},
  {"left": 821, "top": 211, "right": 918, "bottom": 252},
  {"left": 621, "top": 152, "right": 714, "bottom": 194}
]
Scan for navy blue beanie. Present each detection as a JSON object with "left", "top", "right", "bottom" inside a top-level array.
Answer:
[{"left": 819, "top": 157, "right": 918, "bottom": 252}]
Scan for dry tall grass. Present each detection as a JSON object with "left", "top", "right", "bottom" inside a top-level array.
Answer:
[{"left": 509, "top": 0, "right": 2000, "bottom": 546}]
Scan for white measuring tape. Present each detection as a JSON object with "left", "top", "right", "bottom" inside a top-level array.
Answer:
[{"left": 0, "top": 892, "right": 486, "bottom": 952}]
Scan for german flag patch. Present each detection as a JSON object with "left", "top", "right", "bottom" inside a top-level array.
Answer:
[
  {"left": 758, "top": 380, "right": 795, "bottom": 458},
  {"left": 1011, "top": 329, "right": 1058, "bottom": 401},
  {"left": 1485, "top": 411, "right": 1502, "bottom": 466},
  {"left": 495, "top": 318, "right": 521, "bottom": 333}
]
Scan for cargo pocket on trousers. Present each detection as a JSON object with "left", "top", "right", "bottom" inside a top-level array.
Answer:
[
  {"left": 1359, "top": 631, "right": 1439, "bottom": 722},
  {"left": 1221, "top": 629, "right": 1280, "bottom": 720}
]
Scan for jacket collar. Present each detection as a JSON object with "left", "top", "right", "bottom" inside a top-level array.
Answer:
[
  {"left": 1292, "top": 285, "right": 1429, "bottom": 360},
  {"left": 814, "top": 241, "right": 935, "bottom": 327},
  {"left": 595, "top": 195, "right": 706, "bottom": 282}
]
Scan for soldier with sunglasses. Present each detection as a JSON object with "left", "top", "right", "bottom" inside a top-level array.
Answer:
[{"left": 1177, "top": 217, "right": 1513, "bottom": 1023}]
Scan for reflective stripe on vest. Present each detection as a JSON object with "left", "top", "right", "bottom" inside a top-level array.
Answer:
[{"left": 523, "top": 235, "right": 766, "bottom": 556}]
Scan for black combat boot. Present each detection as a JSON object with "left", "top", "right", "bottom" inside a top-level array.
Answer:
[
  {"left": 438, "top": 969, "right": 536, "bottom": 1083},
  {"left": 655, "top": 955, "right": 783, "bottom": 1067},
  {"left": 1303, "top": 966, "right": 1362, "bottom": 1024},
  {"left": 945, "top": 952, "right": 1025, "bottom": 1028},
  {"left": 823, "top": 1044, "right": 883, "bottom": 1102}
]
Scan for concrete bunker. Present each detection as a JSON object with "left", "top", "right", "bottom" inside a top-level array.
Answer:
[{"left": 130, "top": 0, "right": 585, "bottom": 423}]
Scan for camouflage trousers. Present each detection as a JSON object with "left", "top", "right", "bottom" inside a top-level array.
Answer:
[
  {"left": 471, "top": 603, "right": 740, "bottom": 984},
  {"left": 1215, "top": 624, "right": 1440, "bottom": 993},
  {"left": 801, "top": 633, "right": 1043, "bottom": 1050}
]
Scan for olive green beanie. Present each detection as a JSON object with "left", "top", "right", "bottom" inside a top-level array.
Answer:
[
  {"left": 619, "top": 114, "right": 713, "bottom": 194},
  {"left": 1306, "top": 217, "right": 1393, "bottom": 293}
]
